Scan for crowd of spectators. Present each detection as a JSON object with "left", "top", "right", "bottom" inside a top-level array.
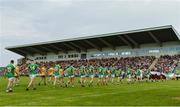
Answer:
[
  {"left": 1, "top": 55, "right": 179, "bottom": 76},
  {"left": 18, "top": 56, "right": 155, "bottom": 75},
  {"left": 153, "top": 55, "right": 180, "bottom": 73}
]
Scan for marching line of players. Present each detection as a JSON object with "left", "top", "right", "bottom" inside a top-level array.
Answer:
[{"left": 4, "top": 60, "right": 151, "bottom": 93}]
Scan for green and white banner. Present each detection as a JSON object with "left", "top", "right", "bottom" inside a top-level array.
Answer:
[{"left": 165, "top": 72, "right": 175, "bottom": 78}]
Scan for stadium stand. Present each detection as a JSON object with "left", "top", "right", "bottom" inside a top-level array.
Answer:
[{"left": 3, "top": 25, "right": 180, "bottom": 78}]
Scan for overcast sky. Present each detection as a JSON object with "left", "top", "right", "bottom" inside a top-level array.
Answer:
[{"left": 0, "top": 0, "right": 180, "bottom": 66}]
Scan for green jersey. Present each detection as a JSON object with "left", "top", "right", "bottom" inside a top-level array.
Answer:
[
  {"left": 109, "top": 67, "right": 115, "bottom": 74},
  {"left": 98, "top": 67, "right": 103, "bottom": 75},
  {"left": 145, "top": 70, "right": 150, "bottom": 76},
  {"left": 117, "top": 69, "right": 122, "bottom": 76},
  {"left": 103, "top": 67, "right": 108, "bottom": 76},
  {"left": 6, "top": 64, "right": 15, "bottom": 78},
  {"left": 80, "top": 66, "right": 85, "bottom": 76},
  {"left": 126, "top": 68, "right": 132, "bottom": 76},
  {"left": 28, "top": 64, "right": 38, "bottom": 75},
  {"left": 88, "top": 66, "right": 94, "bottom": 75},
  {"left": 67, "top": 66, "right": 74, "bottom": 76},
  {"left": 54, "top": 65, "right": 60, "bottom": 76},
  {"left": 136, "top": 69, "right": 141, "bottom": 76},
  {"left": 54, "top": 65, "right": 60, "bottom": 71}
]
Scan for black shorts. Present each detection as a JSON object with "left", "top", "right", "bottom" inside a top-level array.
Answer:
[
  {"left": 41, "top": 76, "right": 46, "bottom": 78},
  {"left": 49, "top": 75, "right": 53, "bottom": 77},
  {"left": 15, "top": 76, "right": 19, "bottom": 78}
]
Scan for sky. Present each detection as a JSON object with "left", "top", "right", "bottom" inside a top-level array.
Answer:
[{"left": 0, "top": 0, "right": 180, "bottom": 66}]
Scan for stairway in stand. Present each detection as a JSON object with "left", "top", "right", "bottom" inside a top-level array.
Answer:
[{"left": 149, "top": 58, "right": 158, "bottom": 70}]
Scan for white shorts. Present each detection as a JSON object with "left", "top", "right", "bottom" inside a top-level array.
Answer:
[
  {"left": 80, "top": 75, "right": 86, "bottom": 78},
  {"left": 104, "top": 75, "right": 109, "bottom": 78},
  {"left": 8, "top": 77, "right": 15, "bottom": 81},
  {"left": 127, "top": 75, "right": 131, "bottom": 79},
  {"left": 146, "top": 75, "right": 150, "bottom": 78},
  {"left": 54, "top": 75, "right": 60, "bottom": 78},
  {"left": 68, "top": 75, "right": 74, "bottom": 78},
  {"left": 140, "top": 74, "right": 143, "bottom": 77},
  {"left": 111, "top": 74, "right": 115, "bottom": 78},
  {"left": 98, "top": 75, "right": 103, "bottom": 78},
  {"left": 89, "top": 75, "right": 94, "bottom": 78},
  {"left": 29, "top": 74, "right": 37, "bottom": 79},
  {"left": 118, "top": 76, "right": 123, "bottom": 79}
]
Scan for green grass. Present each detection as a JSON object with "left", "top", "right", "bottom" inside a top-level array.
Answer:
[{"left": 0, "top": 77, "right": 180, "bottom": 106}]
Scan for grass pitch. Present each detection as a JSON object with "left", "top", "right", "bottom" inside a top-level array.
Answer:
[{"left": 0, "top": 77, "right": 180, "bottom": 106}]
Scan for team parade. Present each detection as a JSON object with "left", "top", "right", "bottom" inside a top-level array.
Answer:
[{"left": 5, "top": 59, "right": 157, "bottom": 93}]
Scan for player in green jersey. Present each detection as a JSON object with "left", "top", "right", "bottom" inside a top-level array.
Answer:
[
  {"left": 136, "top": 68, "right": 140, "bottom": 80},
  {"left": 136, "top": 67, "right": 143, "bottom": 82},
  {"left": 144, "top": 68, "right": 151, "bottom": 82},
  {"left": 126, "top": 67, "right": 134, "bottom": 84},
  {"left": 97, "top": 64, "right": 104, "bottom": 86},
  {"left": 65, "top": 63, "right": 75, "bottom": 87},
  {"left": 26, "top": 60, "right": 39, "bottom": 91},
  {"left": 103, "top": 65, "right": 109, "bottom": 85},
  {"left": 79, "top": 64, "right": 86, "bottom": 87},
  {"left": 53, "top": 64, "right": 60, "bottom": 86},
  {"left": 109, "top": 65, "right": 115, "bottom": 83},
  {"left": 88, "top": 64, "right": 94, "bottom": 87},
  {"left": 117, "top": 67, "right": 123, "bottom": 84},
  {"left": 131, "top": 68, "right": 136, "bottom": 83},
  {"left": 5, "top": 60, "right": 15, "bottom": 93}
]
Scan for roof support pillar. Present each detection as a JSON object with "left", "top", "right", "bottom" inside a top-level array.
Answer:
[
  {"left": 69, "top": 42, "right": 87, "bottom": 52},
  {"left": 27, "top": 47, "right": 46, "bottom": 55},
  {"left": 98, "top": 38, "right": 115, "bottom": 50},
  {"left": 118, "top": 36, "right": 133, "bottom": 48},
  {"left": 17, "top": 49, "right": 28, "bottom": 54},
  {"left": 84, "top": 40, "right": 102, "bottom": 51},
  {"left": 148, "top": 32, "right": 162, "bottom": 47},
  {"left": 39, "top": 46, "right": 57, "bottom": 52},
  {"left": 49, "top": 44, "right": 67, "bottom": 54},
  {"left": 63, "top": 43, "right": 80, "bottom": 52},
  {"left": 124, "top": 34, "right": 139, "bottom": 48}
]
